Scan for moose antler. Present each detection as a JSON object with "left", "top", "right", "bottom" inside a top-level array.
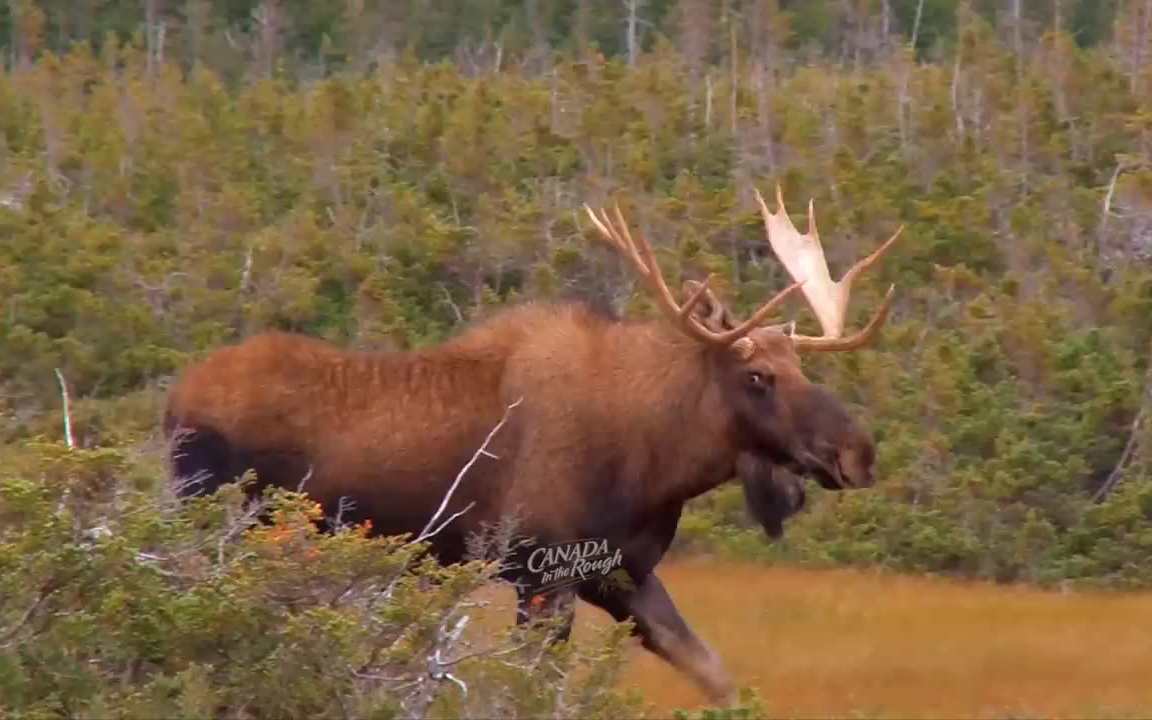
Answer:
[
  {"left": 583, "top": 203, "right": 803, "bottom": 346},
  {"left": 681, "top": 279, "right": 798, "bottom": 338},
  {"left": 753, "top": 185, "right": 903, "bottom": 352}
]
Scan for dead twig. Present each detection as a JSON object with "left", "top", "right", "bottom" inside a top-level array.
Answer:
[
  {"left": 0, "top": 580, "right": 60, "bottom": 649},
  {"left": 411, "top": 397, "right": 524, "bottom": 545}
]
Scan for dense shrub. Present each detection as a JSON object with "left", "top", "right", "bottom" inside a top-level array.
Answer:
[{"left": 0, "top": 442, "right": 658, "bottom": 718}]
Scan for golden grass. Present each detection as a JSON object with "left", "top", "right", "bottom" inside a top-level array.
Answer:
[{"left": 470, "top": 558, "right": 1152, "bottom": 718}]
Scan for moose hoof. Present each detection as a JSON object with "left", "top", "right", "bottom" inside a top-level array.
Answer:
[{"left": 719, "top": 690, "right": 742, "bottom": 709}]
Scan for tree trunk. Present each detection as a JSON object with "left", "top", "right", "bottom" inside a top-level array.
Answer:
[
  {"left": 1013, "top": 0, "right": 1023, "bottom": 60},
  {"left": 575, "top": 0, "right": 591, "bottom": 59},
  {"left": 679, "top": 0, "right": 713, "bottom": 91},
  {"left": 897, "top": 0, "right": 925, "bottom": 155},
  {"left": 624, "top": 0, "right": 644, "bottom": 67},
  {"left": 182, "top": 0, "right": 209, "bottom": 67},
  {"left": 144, "top": 0, "right": 162, "bottom": 77},
  {"left": 9, "top": 0, "right": 47, "bottom": 68},
  {"left": 526, "top": 0, "right": 548, "bottom": 68},
  {"left": 756, "top": 60, "right": 776, "bottom": 173},
  {"left": 256, "top": 0, "right": 282, "bottom": 80},
  {"left": 1129, "top": 0, "right": 1149, "bottom": 95},
  {"left": 881, "top": 0, "right": 890, "bottom": 52},
  {"left": 729, "top": 12, "right": 737, "bottom": 135},
  {"left": 1014, "top": 0, "right": 1029, "bottom": 195}
]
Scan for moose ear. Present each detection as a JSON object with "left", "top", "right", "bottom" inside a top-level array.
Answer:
[
  {"left": 682, "top": 280, "right": 756, "bottom": 360},
  {"left": 681, "top": 279, "right": 738, "bottom": 332}
]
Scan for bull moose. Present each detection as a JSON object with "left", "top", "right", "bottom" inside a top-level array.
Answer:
[{"left": 163, "top": 185, "right": 902, "bottom": 705}]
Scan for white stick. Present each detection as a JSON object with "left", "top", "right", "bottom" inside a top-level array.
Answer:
[
  {"left": 1100, "top": 160, "right": 1127, "bottom": 239},
  {"left": 54, "top": 368, "right": 73, "bottom": 449},
  {"left": 412, "top": 396, "right": 524, "bottom": 544}
]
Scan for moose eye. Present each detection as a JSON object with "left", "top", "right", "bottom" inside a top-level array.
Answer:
[{"left": 746, "top": 371, "right": 774, "bottom": 392}]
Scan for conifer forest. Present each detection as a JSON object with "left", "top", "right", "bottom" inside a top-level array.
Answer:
[{"left": 2, "top": 1, "right": 1151, "bottom": 717}]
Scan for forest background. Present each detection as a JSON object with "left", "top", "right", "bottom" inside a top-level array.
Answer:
[{"left": 1, "top": 1, "right": 1152, "bottom": 716}]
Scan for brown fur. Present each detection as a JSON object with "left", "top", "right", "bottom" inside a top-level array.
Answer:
[
  {"left": 163, "top": 298, "right": 878, "bottom": 704},
  {"left": 736, "top": 454, "right": 808, "bottom": 539}
]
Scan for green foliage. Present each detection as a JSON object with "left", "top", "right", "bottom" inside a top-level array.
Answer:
[
  {"left": 0, "top": 1, "right": 1130, "bottom": 83},
  {"left": 2, "top": 4, "right": 1152, "bottom": 712},
  {"left": 0, "top": 442, "right": 651, "bottom": 719},
  {"left": 670, "top": 687, "right": 772, "bottom": 720},
  {"left": 2, "top": 1, "right": 1152, "bottom": 714}
]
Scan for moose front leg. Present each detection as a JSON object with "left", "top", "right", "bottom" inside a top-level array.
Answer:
[{"left": 577, "top": 572, "right": 737, "bottom": 706}]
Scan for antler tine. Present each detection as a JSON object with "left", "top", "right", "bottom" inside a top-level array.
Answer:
[
  {"left": 754, "top": 184, "right": 902, "bottom": 353},
  {"left": 589, "top": 203, "right": 711, "bottom": 322},
  {"left": 582, "top": 203, "right": 803, "bottom": 347},
  {"left": 608, "top": 203, "right": 695, "bottom": 321},
  {"left": 584, "top": 205, "right": 644, "bottom": 271},
  {"left": 790, "top": 284, "right": 896, "bottom": 351},
  {"left": 583, "top": 203, "right": 718, "bottom": 343},
  {"left": 841, "top": 224, "right": 904, "bottom": 287},
  {"left": 787, "top": 224, "right": 903, "bottom": 352},
  {"left": 712, "top": 282, "right": 804, "bottom": 344}
]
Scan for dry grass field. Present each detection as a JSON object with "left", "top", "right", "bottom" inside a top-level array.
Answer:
[{"left": 472, "top": 558, "right": 1152, "bottom": 718}]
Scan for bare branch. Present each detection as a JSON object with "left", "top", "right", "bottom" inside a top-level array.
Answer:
[
  {"left": 53, "top": 368, "right": 73, "bottom": 449},
  {"left": 296, "top": 465, "right": 314, "bottom": 492},
  {"left": 1099, "top": 160, "right": 1134, "bottom": 240},
  {"left": 417, "top": 502, "right": 477, "bottom": 544},
  {"left": 0, "top": 581, "right": 58, "bottom": 649},
  {"left": 240, "top": 245, "right": 254, "bottom": 293},
  {"left": 430, "top": 616, "right": 472, "bottom": 694},
  {"left": 411, "top": 397, "right": 524, "bottom": 545},
  {"left": 328, "top": 495, "right": 357, "bottom": 532},
  {"left": 910, "top": 0, "right": 925, "bottom": 51},
  {"left": 214, "top": 492, "right": 271, "bottom": 573},
  {"left": 438, "top": 283, "right": 464, "bottom": 326},
  {"left": 404, "top": 608, "right": 477, "bottom": 714},
  {"left": 1093, "top": 339, "right": 1152, "bottom": 503}
]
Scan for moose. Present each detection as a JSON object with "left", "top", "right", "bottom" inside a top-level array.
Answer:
[{"left": 163, "top": 184, "right": 902, "bottom": 705}]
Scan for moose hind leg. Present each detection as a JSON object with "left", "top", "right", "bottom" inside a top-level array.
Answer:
[{"left": 578, "top": 572, "right": 737, "bottom": 706}]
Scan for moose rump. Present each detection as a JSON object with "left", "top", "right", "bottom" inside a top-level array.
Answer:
[{"left": 163, "top": 328, "right": 536, "bottom": 562}]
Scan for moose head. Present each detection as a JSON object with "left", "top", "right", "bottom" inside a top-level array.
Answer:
[{"left": 583, "top": 184, "right": 902, "bottom": 497}]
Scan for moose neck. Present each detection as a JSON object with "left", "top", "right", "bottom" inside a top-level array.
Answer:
[{"left": 604, "top": 321, "right": 743, "bottom": 510}]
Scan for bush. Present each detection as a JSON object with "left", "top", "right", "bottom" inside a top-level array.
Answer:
[{"left": 0, "top": 441, "right": 658, "bottom": 719}]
